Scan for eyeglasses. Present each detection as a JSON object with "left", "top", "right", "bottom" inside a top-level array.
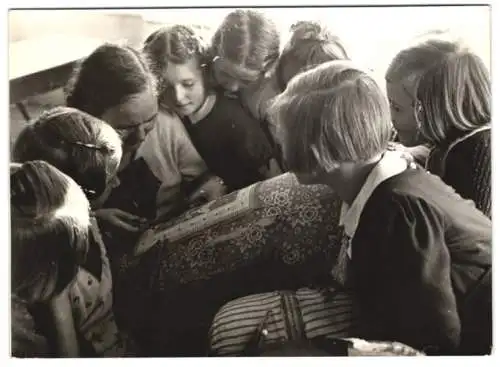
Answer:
[{"left": 115, "top": 114, "right": 158, "bottom": 139}]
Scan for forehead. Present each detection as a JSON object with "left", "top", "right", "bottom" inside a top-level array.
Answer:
[
  {"left": 386, "top": 81, "right": 414, "bottom": 103},
  {"left": 164, "top": 59, "right": 203, "bottom": 82},
  {"left": 104, "top": 88, "right": 158, "bottom": 128}
]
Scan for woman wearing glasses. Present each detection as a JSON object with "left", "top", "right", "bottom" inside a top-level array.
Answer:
[{"left": 65, "top": 43, "right": 165, "bottom": 249}]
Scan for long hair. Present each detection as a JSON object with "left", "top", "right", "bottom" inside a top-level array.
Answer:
[
  {"left": 12, "top": 107, "right": 122, "bottom": 201},
  {"left": 65, "top": 43, "right": 157, "bottom": 117},
  {"left": 11, "top": 161, "right": 90, "bottom": 303},
  {"left": 416, "top": 49, "right": 491, "bottom": 145},
  {"left": 385, "top": 31, "right": 462, "bottom": 87},
  {"left": 269, "top": 60, "right": 392, "bottom": 174}
]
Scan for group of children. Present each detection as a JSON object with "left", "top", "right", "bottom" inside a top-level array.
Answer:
[{"left": 10, "top": 9, "right": 491, "bottom": 357}]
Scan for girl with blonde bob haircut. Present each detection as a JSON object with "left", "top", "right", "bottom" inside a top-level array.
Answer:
[
  {"left": 270, "top": 60, "right": 491, "bottom": 355},
  {"left": 272, "top": 60, "right": 392, "bottom": 176},
  {"left": 416, "top": 46, "right": 491, "bottom": 217}
]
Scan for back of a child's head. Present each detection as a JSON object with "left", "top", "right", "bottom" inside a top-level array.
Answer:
[
  {"left": 416, "top": 46, "right": 490, "bottom": 145},
  {"left": 270, "top": 60, "right": 392, "bottom": 174},
  {"left": 12, "top": 107, "right": 122, "bottom": 202},
  {"left": 11, "top": 161, "right": 90, "bottom": 303},
  {"left": 65, "top": 43, "right": 157, "bottom": 118},
  {"left": 386, "top": 30, "right": 462, "bottom": 90},
  {"left": 211, "top": 9, "right": 281, "bottom": 74},
  {"left": 276, "top": 21, "right": 350, "bottom": 91}
]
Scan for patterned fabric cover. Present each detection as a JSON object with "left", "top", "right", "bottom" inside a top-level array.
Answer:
[{"left": 114, "top": 173, "right": 344, "bottom": 356}]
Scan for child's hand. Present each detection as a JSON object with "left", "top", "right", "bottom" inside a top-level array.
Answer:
[
  {"left": 388, "top": 142, "right": 430, "bottom": 166},
  {"left": 188, "top": 176, "right": 227, "bottom": 207},
  {"left": 94, "top": 208, "right": 147, "bottom": 232}
]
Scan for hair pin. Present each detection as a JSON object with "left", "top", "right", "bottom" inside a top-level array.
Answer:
[{"left": 71, "top": 141, "right": 106, "bottom": 151}]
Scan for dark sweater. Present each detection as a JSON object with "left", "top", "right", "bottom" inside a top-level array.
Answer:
[
  {"left": 350, "top": 168, "right": 491, "bottom": 355},
  {"left": 182, "top": 92, "right": 274, "bottom": 192},
  {"left": 426, "top": 127, "right": 491, "bottom": 218}
]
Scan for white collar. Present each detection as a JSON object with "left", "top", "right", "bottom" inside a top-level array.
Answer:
[
  {"left": 188, "top": 92, "right": 217, "bottom": 124},
  {"left": 339, "top": 150, "right": 413, "bottom": 257}
]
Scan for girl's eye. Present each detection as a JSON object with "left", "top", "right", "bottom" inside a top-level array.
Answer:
[{"left": 183, "top": 82, "right": 195, "bottom": 88}]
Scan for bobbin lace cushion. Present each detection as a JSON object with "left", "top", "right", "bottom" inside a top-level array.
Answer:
[{"left": 113, "top": 173, "right": 346, "bottom": 355}]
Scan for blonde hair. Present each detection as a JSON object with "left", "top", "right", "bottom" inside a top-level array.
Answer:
[
  {"left": 270, "top": 60, "right": 392, "bottom": 174},
  {"left": 416, "top": 47, "right": 490, "bottom": 145},
  {"left": 386, "top": 30, "right": 462, "bottom": 91},
  {"left": 11, "top": 161, "right": 90, "bottom": 302},
  {"left": 211, "top": 9, "right": 280, "bottom": 74},
  {"left": 12, "top": 107, "right": 122, "bottom": 201}
]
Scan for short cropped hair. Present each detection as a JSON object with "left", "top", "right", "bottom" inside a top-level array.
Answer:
[
  {"left": 11, "top": 161, "right": 90, "bottom": 303},
  {"left": 211, "top": 9, "right": 281, "bottom": 74},
  {"left": 416, "top": 48, "right": 490, "bottom": 145},
  {"left": 66, "top": 43, "right": 157, "bottom": 118},
  {"left": 270, "top": 60, "right": 392, "bottom": 174},
  {"left": 276, "top": 21, "right": 349, "bottom": 91},
  {"left": 12, "top": 107, "right": 122, "bottom": 201}
]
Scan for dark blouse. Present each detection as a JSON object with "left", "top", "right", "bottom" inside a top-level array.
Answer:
[
  {"left": 350, "top": 168, "right": 491, "bottom": 355},
  {"left": 426, "top": 127, "right": 491, "bottom": 218},
  {"left": 99, "top": 157, "right": 162, "bottom": 254},
  {"left": 182, "top": 92, "right": 274, "bottom": 192}
]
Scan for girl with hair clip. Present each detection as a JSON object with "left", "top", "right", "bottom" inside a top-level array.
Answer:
[
  {"left": 385, "top": 30, "right": 461, "bottom": 165},
  {"left": 11, "top": 160, "right": 135, "bottom": 357},
  {"left": 65, "top": 43, "right": 160, "bottom": 237},
  {"left": 269, "top": 60, "right": 491, "bottom": 355},
  {"left": 415, "top": 45, "right": 491, "bottom": 218},
  {"left": 143, "top": 24, "right": 280, "bottom": 193}
]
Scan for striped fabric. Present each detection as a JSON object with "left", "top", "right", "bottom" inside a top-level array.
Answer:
[{"left": 209, "top": 288, "right": 357, "bottom": 356}]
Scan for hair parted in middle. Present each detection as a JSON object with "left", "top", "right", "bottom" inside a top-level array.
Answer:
[{"left": 210, "top": 9, "right": 281, "bottom": 74}]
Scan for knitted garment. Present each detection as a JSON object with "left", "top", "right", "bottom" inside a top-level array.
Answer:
[{"left": 426, "top": 127, "right": 491, "bottom": 218}]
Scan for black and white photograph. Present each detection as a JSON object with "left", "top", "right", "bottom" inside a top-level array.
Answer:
[{"left": 4, "top": 0, "right": 494, "bottom": 361}]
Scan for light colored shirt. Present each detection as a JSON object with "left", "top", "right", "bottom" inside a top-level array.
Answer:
[{"left": 136, "top": 110, "right": 208, "bottom": 217}]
